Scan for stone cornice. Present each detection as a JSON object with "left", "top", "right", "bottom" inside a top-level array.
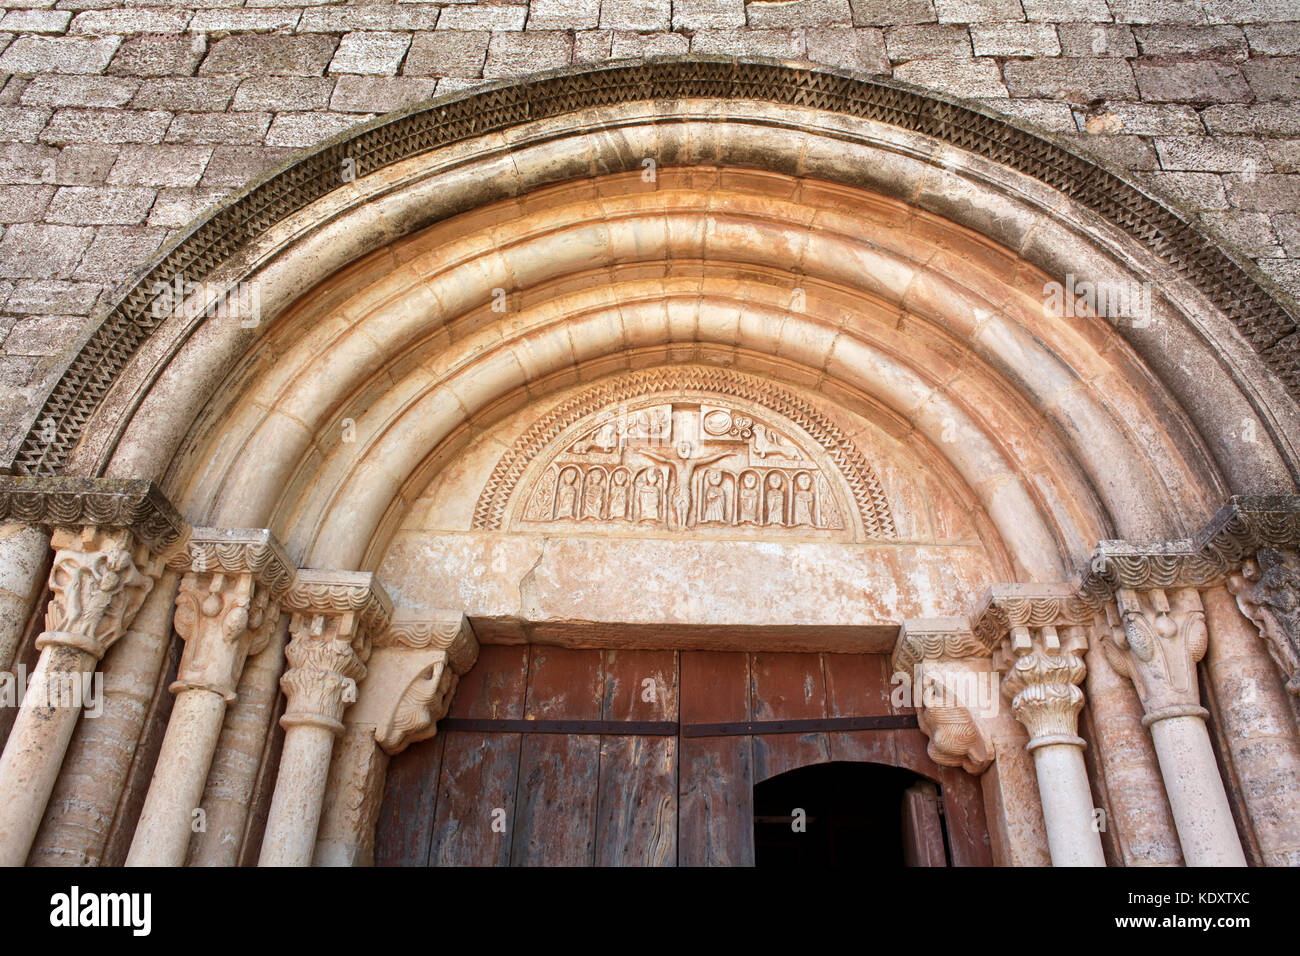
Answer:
[
  {"left": 893, "top": 617, "right": 984, "bottom": 673},
  {"left": 0, "top": 476, "right": 188, "bottom": 555},
  {"left": 377, "top": 613, "right": 479, "bottom": 675},
  {"left": 281, "top": 570, "right": 393, "bottom": 642},
  {"left": 1080, "top": 496, "right": 1300, "bottom": 603},
  {"left": 972, "top": 583, "right": 1092, "bottom": 653},
  {"left": 164, "top": 527, "right": 295, "bottom": 600}
]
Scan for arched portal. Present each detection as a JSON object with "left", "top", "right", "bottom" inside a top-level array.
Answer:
[{"left": 1, "top": 59, "right": 1297, "bottom": 870}]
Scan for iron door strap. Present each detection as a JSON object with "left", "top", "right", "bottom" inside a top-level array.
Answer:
[{"left": 438, "top": 715, "right": 919, "bottom": 736}]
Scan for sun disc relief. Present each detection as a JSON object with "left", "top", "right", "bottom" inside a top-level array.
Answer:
[{"left": 474, "top": 368, "right": 897, "bottom": 542}]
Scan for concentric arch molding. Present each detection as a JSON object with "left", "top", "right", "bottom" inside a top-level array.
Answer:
[
  {"left": 472, "top": 366, "right": 897, "bottom": 539},
  {"left": 9, "top": 56, "right": 1298, "bottom": 477}
]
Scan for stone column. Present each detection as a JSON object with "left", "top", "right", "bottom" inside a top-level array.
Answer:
[
  {"left": 258, "top": 570, "right": 391, "bottom": 867},
  {"left": 126, "top": 529, "right": 292, "bottom": 867},
  {"left": 313, "top": 614, "right": 479, "bottom": 866},
  {"left": 895, "top": 618, "right": 1051, "bottom": 867},
  {"left": 1199, "top": 584, "right": 1300, "bottom": 865},
  {"left": 1105, "top": 586, "right": 1247, "bottom": 866},
  {"left": 0, "top": 517, "right": 175, "bottom": 865},
  {"left": 974, "top": 586, "right": 1106, "bottom": 867},
  {"left": 0, "top": 523, "right": 51, "bottom": 672}
]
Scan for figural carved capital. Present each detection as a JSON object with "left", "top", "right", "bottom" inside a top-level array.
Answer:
[
  {"left": 356, "top": 613, "right": 480, "bottom": 755},
  {"left": 168, "top": 529, "right": 294, "bottom": 701},
  {"left": 1226, "top": 548, "right": 1300, "bottom": 697},
  {"left": 278, "top": 571, "right": 392, "bottom": 735},
  {"left": 1104, "top": 587, "right": 1209, "bottom": 725},
  {"left": 894, "top": 618, "right": 998, "bottom": 775},
  {"left": 35, "top": 526, "right": 159, "bottom": 660},
  {"left": 974, "top": 585, "right": 1092, "bottom": 750}
]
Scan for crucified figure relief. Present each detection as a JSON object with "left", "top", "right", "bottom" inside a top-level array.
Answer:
[{"left": 639, "top": 441, "right": 730, "bottom": 531}]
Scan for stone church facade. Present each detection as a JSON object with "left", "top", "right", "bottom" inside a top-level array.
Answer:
[{"left": 0, "top": 0, "right": 1298, "bottom": 867}]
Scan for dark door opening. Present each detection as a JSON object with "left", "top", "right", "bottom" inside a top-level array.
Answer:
[{"left": 753, "top": 761, "right": 946, "bottom": 867}]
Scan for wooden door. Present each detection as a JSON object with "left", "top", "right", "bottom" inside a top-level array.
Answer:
[{"left": 374, "top": 647, "right": 993, "bottom": 867}]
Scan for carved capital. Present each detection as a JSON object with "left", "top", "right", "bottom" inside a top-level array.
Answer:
[
  {"left": 357, "top": 614, "right": 480, "bottom": 755},
  {"left": 35, "top": 526, "right": 158, "bottom": 660},
  {"left": 972, "top": 585, "right": 1091, "bottom": 749},
  {"left": 1104, "top": 587, "right": 1209, "bottom": 725},
  {"left": 168, "top": 528, "right": 293, "bottom": 699},
  {"left": 1226, "top": 548, "right": 1300, "bottom": 697},
  {"left": 895, "top": 619, "right": 999, "bottom": 775},
  {"left": 278, "top": 571, "right": 392, "bottom": 734}
]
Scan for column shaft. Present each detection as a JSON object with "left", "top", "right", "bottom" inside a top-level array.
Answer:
[
  {"left": 1148, "top": 715, "right": 1247, "bottom": 866},
  {"left": 125, "top": 689, "right": 228, "bottom": 866},
  {"left": 259, "top": 723, "right": 335, "bottom": 866},
  {"left": 1030, "top": 742, "right": 1106, "bottom": 866},
  {"left": 0, "top": 644, "right": 96, "bottom": 865}
]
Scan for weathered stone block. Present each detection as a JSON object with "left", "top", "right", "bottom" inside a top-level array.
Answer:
[
  {"left": 20, "top": 75, "right": 138, "bottom": 108},
  {"left": 403, "top": 32, "right": 489, "bottom": 77},
  {"left": 573, "top": 30, "right": 613, "bottom": 61},
  {"left": 1244, "top": 23, "right": 1300, "bottom": 57},
  {"left": 199, "top": 145, "right": 298, "bottom": 189},
  {"left": 1226, "top": 174, "right": 1300, "bottom": 213},
  {"left": 981, "top": 97, "right": 1077, "bottom": 132},
  {"left": 165, "top": 111, "right": 272, "bottom": 145},
  {"left": 71, "top": 226, "right": 165, "bottom": 281},
  {"left": 1108, "top": 0, "right": 1205, "bottom": 24},
  {"left": 1200, "top": 210, "right": 1283, "bottom": 258},
  {"left": 264, "top": 110, "right": 371, "bottom": 148},
  {"left": 0, "top": 10, "right": 72, "bottom": 33},
  {"left": 0, "top": 107, "right": 51, "bottom": 143},
  {"left": 1145, "top": 170, "right": 1229, "bottom": 210},
  {"left": 597, "top": 0, "right": 671, "bottom": 31},
  {"left": 1134, "top": 25, "right": 1248, "bottom": 59},
  {"left": 1243, "top": 58, "right": 1300, "bottom": 103},
  {"left": 437, "top": 3, "right": 528, "bottom": 31},
  {"left": 1085, "top": 101, "right": 1202, "bottom": 134},
  {"left": 672, "top": 0, "right": 745, "bottom": 30},
  {"left": 200, "top": 34, "right": 337, "bottom": 76},
  {"left": 1021, "top": 0, "right": 1110, "bottom": 21},
  {"left": 106, "top": 145, "right": 212, "bottom": 187},
  {"left": 1154, "top": 136, "right": 1271, "bottom": 173},
  {"left": 1003, "top": 58, "right": 1137, "bottom": 102},
  {"left": 0, "top": 184, "right": 53, "bottom": 222},
  {"left": 131, "top": 77, "right": 238, "bottom": 111},
  {"left": 894, "top": 57, "right": 1008, "bottom": 97},
  {"left": 849, "top": 0, "right": 935, "bottom": 24},
  {"left": 885, "top": 24, "right": 971, "bottom": 60},
  {"left": 1202, "top": 104, "right": 1300, "bottom": 136},
  {"left": 328, "top": 32, "right": 412, "bottom": 76},
  {"left": 746, "top": 0, "right": 854, "bottom": 28},
  {"left": 6, "top": 278, "right": 101, "bottom": 315},
  {"left": 0, "top": 144, "right": 60, "bottom": 185},
  {"left": 298, "top": 6, "right": 442, "bottom": 32},
  {"left": 934, "top": 0, "right": 1022, "bottom": 23},
  {"left": 529, "top": 0, "right": 601, "bottom": 30},
  {"left": 0, "top": 37, "right": 120, "bottom": 75},
  {"left": 691, "top": 28, "right": 805, "bottom": 58},
  {"left": 1, "top": 314, "right": 89, "bottom": 357},
  {"left": 609, "top": 31, "right": 688, "bottom": 58},
  {"left": 189, "top": 9, "right": 304, "bottom": 33},
  {"left": 231, "top": 77, "right": 335, "bottom": 111},
  {"left": 482, "top": 31, "right": 571, "bottom": 80},
  {"left": 46, "top": 185, "right": 155, "bottom": 225},
  {"left": 70, "top": 9, "right": 194, "bottom": 35},
  {"left": 41, "top": 108, "right": 170, "bottom": 145},
  {"left": 0, "top": 223, "right": 93, "bottom": 278},
  {"left": 108, "top": 35, "right": 206, "bottom": 78},
  {"left": 970, "top": 23, "right": 1060, "bottom": 58},
  {"left": 329, "top": 75, "right": 437, "bottom": 113},
  {"left": 145, "top": 187, "right": 225, "bottom": 229},
  {"left": 1133, "top": 60, "right": 1252, "bottom": 103},
  {"left": 806, "top": 27, "right": 889, "bottom": 73},
  {"left": 1058, "top": 24, "right": 1137, "bottom": 58}
]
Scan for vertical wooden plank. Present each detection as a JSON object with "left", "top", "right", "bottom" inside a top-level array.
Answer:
[
  {"left": 824, "top": 653, "right": 898, "bottom": 766},
  {"left": 374, "top": 733, "right": 444, "bottom": 867},
  {"left": 678, "top": 650, "right": 753, "bottom": 866},
  {"left": 902, "top": 781, "right": 947, "bottom": 866},
  {"left": 510, "top": 646, "right": 603, "bottom": 866},
  {"left": 750, "top": 651, "right": 830, "bottom": 783},
  {"left": 595, "top": 650, "right": 678, "bottom": 866},
  {"left": 429, "top": 644, "right": 528, "bottom": 867},
  {"left": 937, "top": 765, "right": 994, "bottom": 867}
]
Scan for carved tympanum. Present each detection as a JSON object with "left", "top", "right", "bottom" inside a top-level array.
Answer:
[{"left": 479, "top": 369, "right": 896, "bottom": 540}]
